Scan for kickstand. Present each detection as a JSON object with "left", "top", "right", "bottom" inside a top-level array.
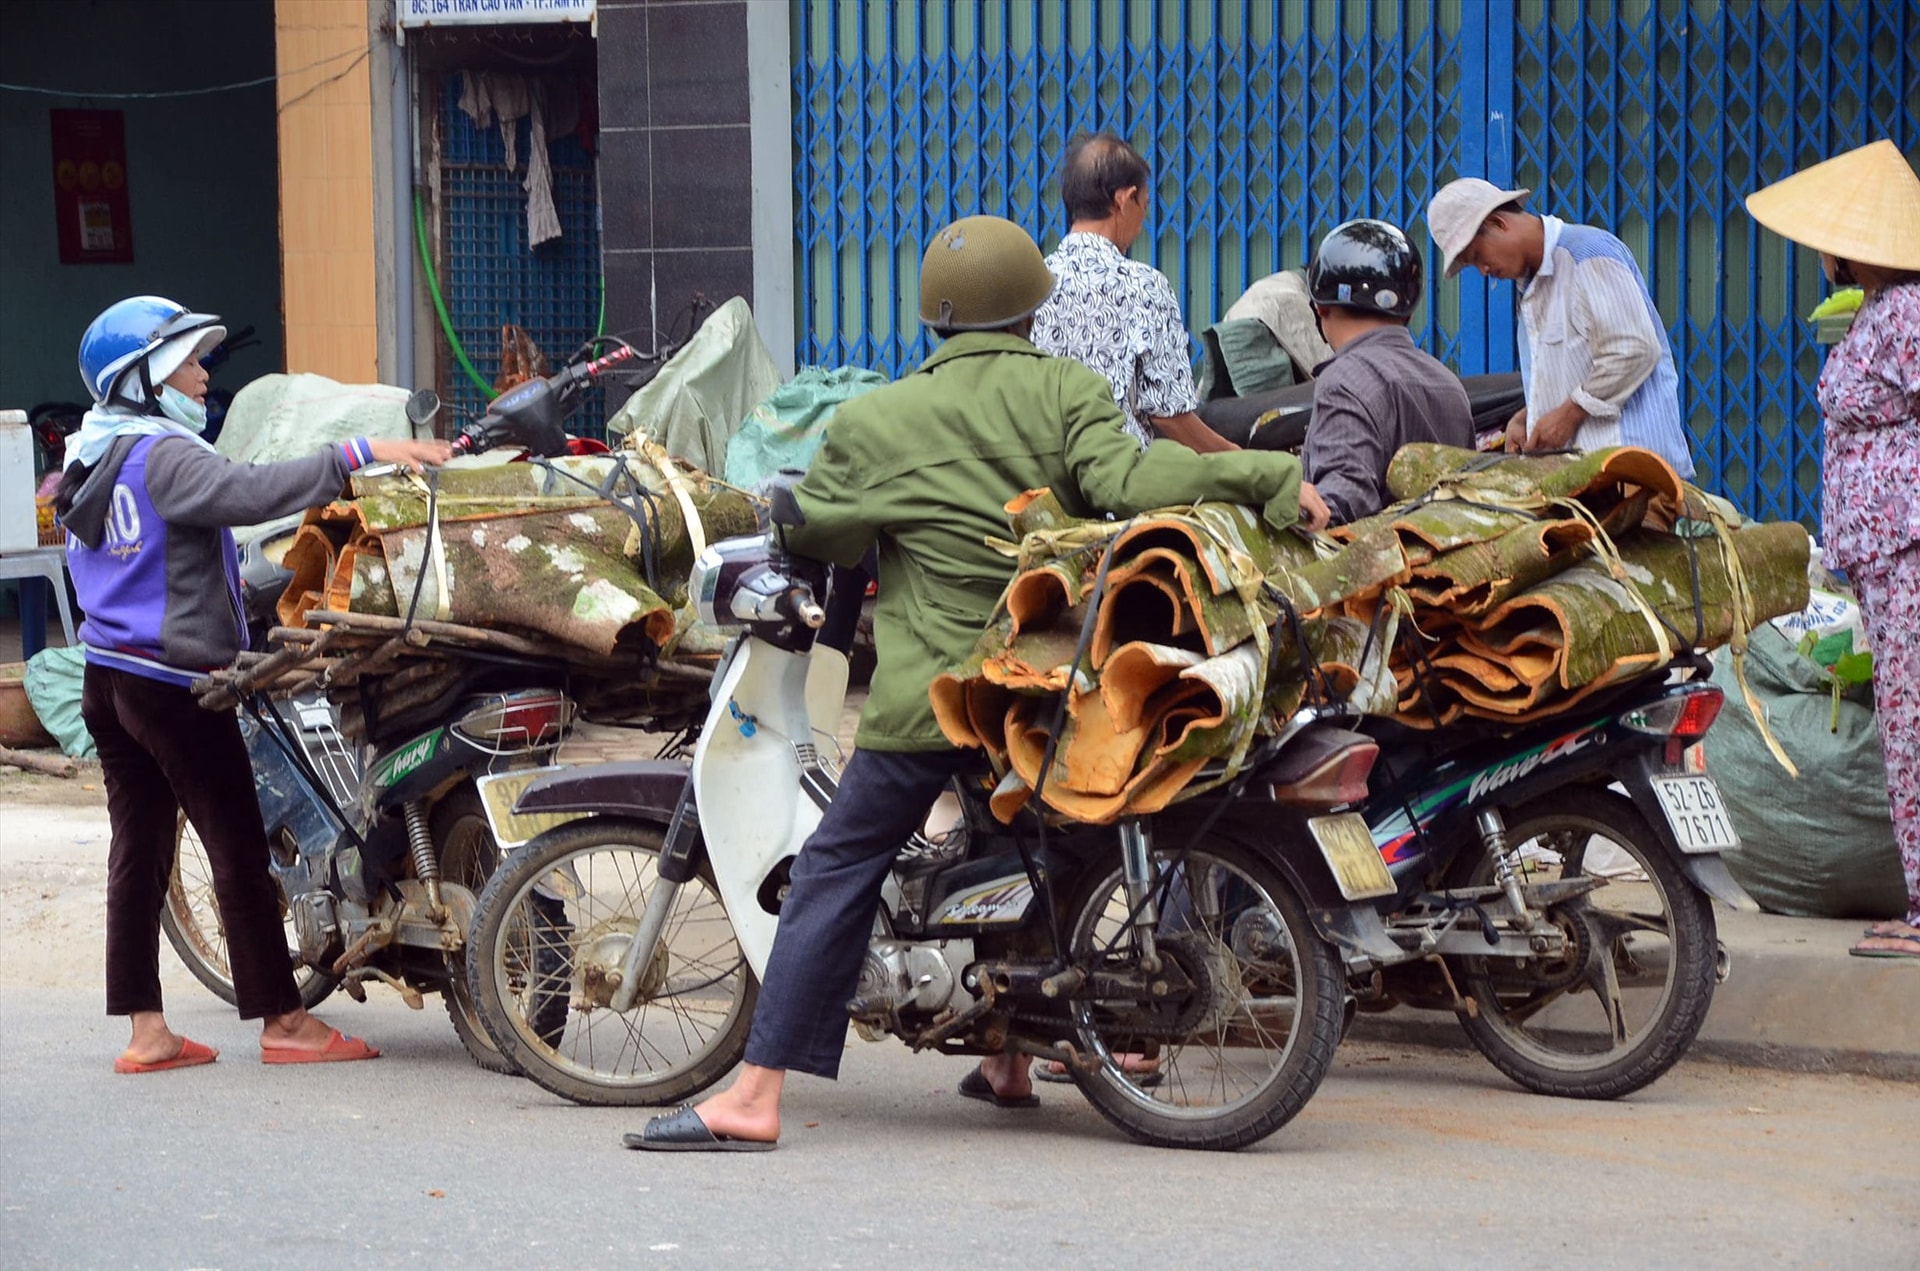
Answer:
[{"left": 1425, "top": 953, "right": 1478, "bottom": 1020}]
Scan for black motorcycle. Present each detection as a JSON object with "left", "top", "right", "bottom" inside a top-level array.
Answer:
[{"left": 459, "top": 486, "right": 1402, "bottom": 1150}]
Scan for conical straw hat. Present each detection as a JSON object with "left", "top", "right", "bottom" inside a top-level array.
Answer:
[{"left": 1745, "top": 139, "right": 1920, "bottom": 271}]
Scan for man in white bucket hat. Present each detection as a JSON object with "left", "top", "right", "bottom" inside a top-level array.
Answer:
[{"left": 1426, "top": 177, "right": 1695, "bottom": 479}]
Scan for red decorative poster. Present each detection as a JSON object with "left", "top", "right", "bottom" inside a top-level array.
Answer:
[{"left": 50, "top": 109, "right": 134, "bottom": 265}]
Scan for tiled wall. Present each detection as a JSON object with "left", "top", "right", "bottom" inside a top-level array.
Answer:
[
  {"left": 275, "top": 0, "right": 379, "bottom": 381},
  {"left": 597, "top": 1, "right": 755, "bottom": 367}
]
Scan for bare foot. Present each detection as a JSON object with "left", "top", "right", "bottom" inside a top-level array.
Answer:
[
  {"left": 1849, "top": 921, "right": 1920, "bottom": 959},
  {"left": 1042, "top": 1052, "right": 1160, "bottom": 1079},
  {"left": 122, "top": 1011, "right": 188, "bottom": 1065},
  {"left": 977, "top": 1052, "right": 1033, "bottom": 1100},
  {"left": 687, "top": 1063, "right": 784, "bottom": 1144},
  {"left": 259, "top": 1008, "right": 353, "bottom": 1052}
]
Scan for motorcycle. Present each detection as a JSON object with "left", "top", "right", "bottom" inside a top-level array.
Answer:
[
  {"left": 1345, "top": 666, "right": 1755, "bottom": 1098},
  {"left": 459, "top": 486, "right": 1406, "bottom": 1151},
  {"left": 1197, "top": 371, "right": 1528, "bottom": 452},
  {"left": 164, "top": 344, "right": 656, "bottom": 1071}
]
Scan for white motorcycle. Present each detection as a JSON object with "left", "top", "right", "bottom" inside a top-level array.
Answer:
[{"left": 463, "top": 488, "right": 1402, "bottom": 1150}]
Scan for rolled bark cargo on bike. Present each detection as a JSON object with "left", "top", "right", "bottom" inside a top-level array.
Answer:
[{"left": 934, "top": 444, "right": 1811, "bottom": 824}]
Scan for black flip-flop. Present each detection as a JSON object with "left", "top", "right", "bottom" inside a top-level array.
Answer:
[
  {"left": 957, "top": 1066, "right": 1039, "bottom": 1109},
  {"left": 622, "top": 1106, "right": 777, "bottom": 1152}
]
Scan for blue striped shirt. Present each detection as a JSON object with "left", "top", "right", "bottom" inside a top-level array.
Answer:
[{"left": 1518, "top": 216, "right": 1695, "bottom": 479}]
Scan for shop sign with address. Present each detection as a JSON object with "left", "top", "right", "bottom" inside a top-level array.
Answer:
[{"left": 398, "top": 0, "right": 595, "bottom": 28}]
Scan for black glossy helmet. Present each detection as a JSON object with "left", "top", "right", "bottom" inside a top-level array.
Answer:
[{"left": 1306, "top": 219, "right": 1423, "bottom": 318}]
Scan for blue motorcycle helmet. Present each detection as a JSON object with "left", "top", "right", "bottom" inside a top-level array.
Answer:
[{"left": 78, "top": 296, "right": 226, "bottom": 412}]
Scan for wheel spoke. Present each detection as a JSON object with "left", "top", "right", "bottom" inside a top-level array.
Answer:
[
  {"left": 1582, "top": 944, "right": 1632, "bottom": 1047},
  {"left": 1069, "top": 846, "right": 1325, "bottom": 1135},
  {"left": 1591, "top": 909, "right": 1669, "bottom": 940},
  {"left": 476, "top": 833, "right": 753, "bottom": 1101},
  {"left": 1498, "top": 982, "right": 1573, "bottom": 1026}
]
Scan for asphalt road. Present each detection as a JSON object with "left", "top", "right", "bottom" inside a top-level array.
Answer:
[{"left": 2, "top": 984, "right": 1915, "bottom": 1271}]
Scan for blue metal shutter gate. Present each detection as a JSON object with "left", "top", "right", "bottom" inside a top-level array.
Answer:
[{"left": 792, "top": 0, "right": 1920, "bottom": 530}]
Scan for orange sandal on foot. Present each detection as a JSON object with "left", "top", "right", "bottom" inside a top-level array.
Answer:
[
  {"left": 261, "top": 1028, "right": 380, "bottom": 1064},
  {"left": 114, "top": 1037, "right": 218, "bottom": 1074}
]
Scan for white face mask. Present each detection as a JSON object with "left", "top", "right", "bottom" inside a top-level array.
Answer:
[{"left": 157, "top": 384, "right": 207, "bottom": 433}]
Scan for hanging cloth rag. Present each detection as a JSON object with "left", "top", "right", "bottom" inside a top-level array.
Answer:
[{"left": 457, "top": 70, "right": 562, "bottom": 249}]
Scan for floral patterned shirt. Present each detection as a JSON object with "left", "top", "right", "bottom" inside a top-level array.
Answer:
[
  {"left": 1030, "top": 232, "right": 1200, "bottom": 449},
  {"left": 1818, "top": 281, "right": 1920, "bottom": 573}
]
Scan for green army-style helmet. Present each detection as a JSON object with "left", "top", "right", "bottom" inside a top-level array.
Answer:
[{"left": 917, "top": 215, "right": 1056, "bottom": 330}]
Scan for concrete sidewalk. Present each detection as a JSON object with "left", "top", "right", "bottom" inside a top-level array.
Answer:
[{"left": 1350, "top": 903, "right": 1920, "bottom": 1081}]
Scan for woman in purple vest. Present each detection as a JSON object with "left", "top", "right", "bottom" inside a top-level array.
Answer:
[{"left": 57, "top": 296, "right": 450, "bottom": 1072}]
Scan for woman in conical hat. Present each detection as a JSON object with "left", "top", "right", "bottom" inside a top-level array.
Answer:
[{"left": 1747, "top": 139, "right": 1920, "bottom": 959}]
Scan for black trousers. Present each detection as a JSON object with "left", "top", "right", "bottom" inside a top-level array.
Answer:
[
  {"left": 83, "top": 664, "right": 301, "bottom": 1021},
  {"left": 742, "top": 747, "right": 971, "bottom": 1079}
]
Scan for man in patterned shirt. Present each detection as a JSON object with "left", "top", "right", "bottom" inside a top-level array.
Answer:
[
  {"left": 1030, "top": 132, "right": 1238, "bottom": 455},
  {"left": 1427, "top": 177, "right": 1696, "bottom": 479}
]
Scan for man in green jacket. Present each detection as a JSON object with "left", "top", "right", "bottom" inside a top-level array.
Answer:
[{"left": 625, "top": 215, "right": 1327, "bottom": 1152}]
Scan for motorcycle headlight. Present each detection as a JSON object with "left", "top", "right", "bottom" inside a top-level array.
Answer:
[{"left": 692, "top": 534, "right": 773, "bottom": 629}]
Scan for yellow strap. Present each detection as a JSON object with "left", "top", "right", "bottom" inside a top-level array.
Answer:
[
  {"left": 1702, "top": 501, "right": 1799, "bottom": 777},
  {"left": 635, "top": 441, "right": 706, "bottom": 559},
  {"left": 1551, "top": 496, "right": 1674, "bottom": 667}
]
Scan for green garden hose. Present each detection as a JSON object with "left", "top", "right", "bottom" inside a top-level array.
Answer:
[{"left": 413, "top": 191, "right": 494, "bottom": 398}]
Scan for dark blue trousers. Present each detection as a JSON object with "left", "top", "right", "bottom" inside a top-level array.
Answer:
[{"left": 742, "top": 747, "right": 971, "bottom": 1079}]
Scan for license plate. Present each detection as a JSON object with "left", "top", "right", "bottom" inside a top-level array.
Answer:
[
  {"left": 476, "top": 766, "right": 579, "bottom": 850},
  {"left": 1650, "top": 775, "right": 1741, "bottom": 854},
  {"left": 1309, "top": 813, "right": 1397, "bottom": 900}
]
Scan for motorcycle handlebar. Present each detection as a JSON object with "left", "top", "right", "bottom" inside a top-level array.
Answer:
[
  {"left": 792, "top": 593, "right": 826, "bottom": 629},
  {"left": 447, "top": 345, "right": 644, "bottom": 458}
]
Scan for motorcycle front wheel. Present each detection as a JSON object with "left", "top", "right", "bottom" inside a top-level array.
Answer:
[
  {"left": 161, "top": 814, "right": 336, "bottom": 1010},
  {"left": 466, "top": 817, "right": 756, "bottom": 1107},
  {"left": 1446, "top": 787, "right": 1718, "bottom": 1099},
  {"left": 1058, "top": 830, "right": 1345, "bottom": 1151}
]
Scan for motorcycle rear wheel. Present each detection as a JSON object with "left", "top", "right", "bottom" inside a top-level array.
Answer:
[
  {"left": 466, "top": 817, "right": 756, "bottom": 1107},
  {"left": 1058, "top": 831, "right": 1344, "bottom": 1151},
  {"left": 1447, "top": 787, "right": 1718, "bottom": 1099},
  {"left": 161, "top": 814, "right": 337, "bottom": 1010}
]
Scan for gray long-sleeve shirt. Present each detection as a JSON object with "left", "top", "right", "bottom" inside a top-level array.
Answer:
[
  {"left": 1302, "top": 325, "right": 1476, "bottom": 524},
  {"left": 63, "top": 435, "right": 354, "bottom": 677}
]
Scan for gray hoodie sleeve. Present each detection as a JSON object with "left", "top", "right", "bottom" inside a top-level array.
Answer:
[{"left": 144, "top": 438, "right": 354, "bottom": 529}]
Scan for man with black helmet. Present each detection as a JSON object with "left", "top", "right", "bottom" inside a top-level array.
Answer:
[
  {"left": 1301, "top": 219, "right": 1475, "bottom": 524},
  {"left": 623, "top": 216, "right": 1328, "bottom": 1153}
]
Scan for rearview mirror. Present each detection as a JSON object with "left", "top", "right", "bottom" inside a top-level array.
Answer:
[
  {"left": 766, "top": 467, "right": 808, "bottom": 529},
  {"left": 405, "top": 388, "right": 442, "bottom": 429}
]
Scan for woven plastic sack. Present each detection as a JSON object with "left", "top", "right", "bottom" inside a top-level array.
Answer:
[
  {"left": 22, "top": 645, "right": 94, "bottom": 759},
  {"left": 605, "top": 297, "right": 782, "bottom": 476},
  {"left": 1704, "top": 623, "right": 1906, "bottom": 918},
  {"left": 724, "top": 366, "right": 888, "bottom": 488},
  {"left": 216, "top": 372, "right": 426, "bottom": 543}
]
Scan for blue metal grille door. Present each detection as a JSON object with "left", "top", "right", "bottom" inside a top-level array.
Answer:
[
  {"left": 436, "top": 76, "right": 606, "bottom": 437},
  {"left": 792, "top": 0, "right": 1920, "bottom": 530}
]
